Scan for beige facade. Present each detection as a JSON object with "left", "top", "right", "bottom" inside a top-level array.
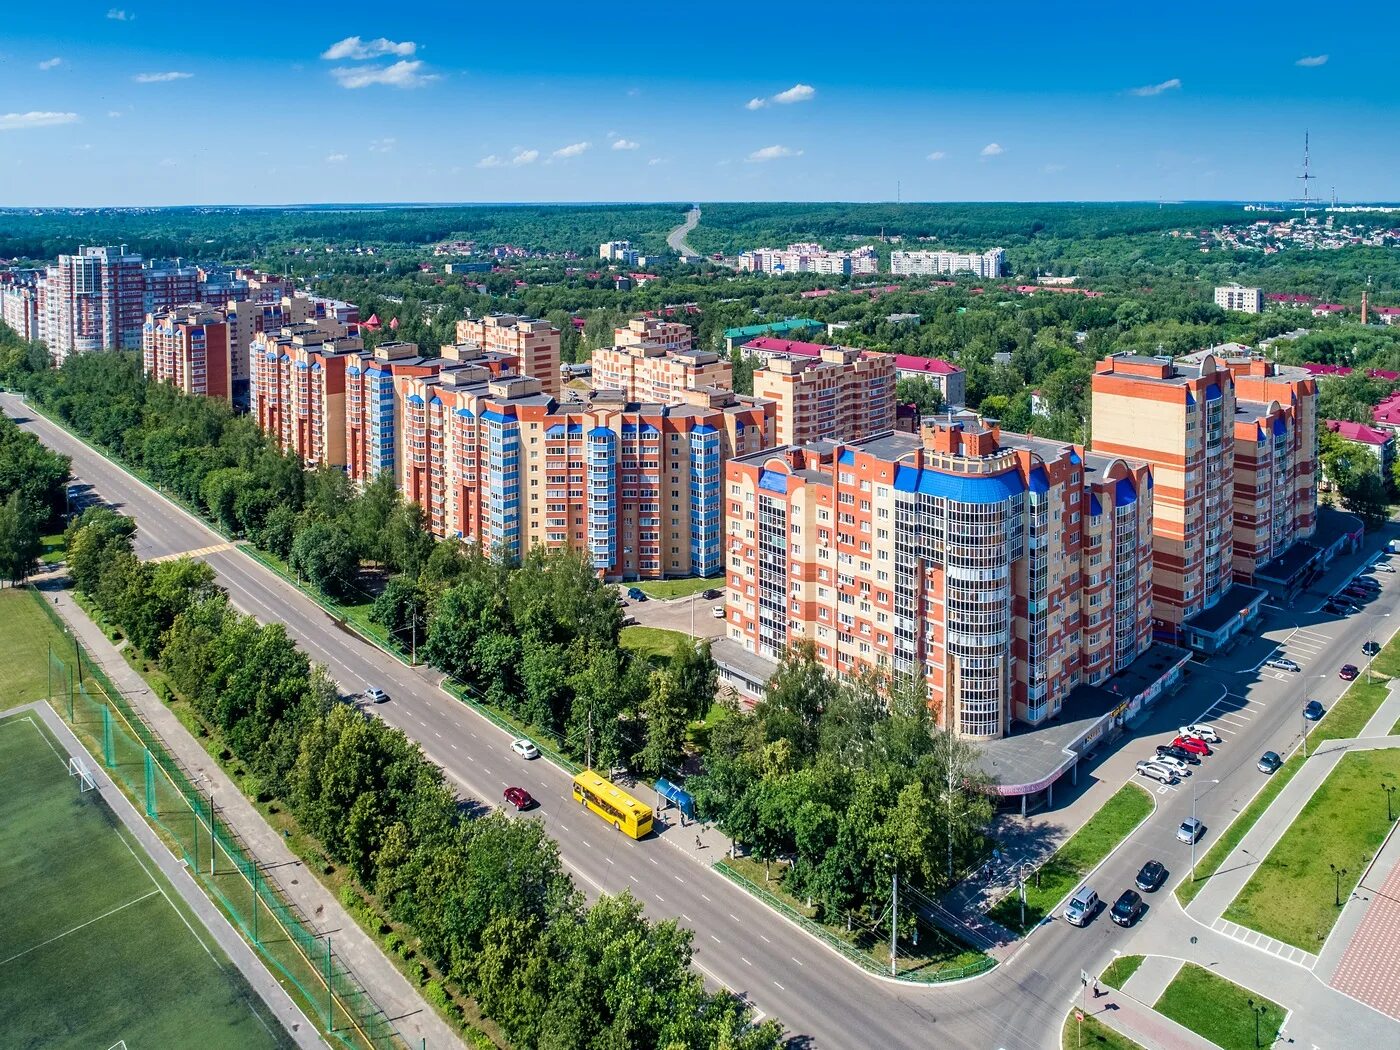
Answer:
[
  {"left": 591, "top": 343, "right": 732, "bottom": 403},
  {"left": 455, "top": 314, "right": 561, "bottom": 399},
  {"left": 753, "top": 347, "right": 896, "bottom": 446}
]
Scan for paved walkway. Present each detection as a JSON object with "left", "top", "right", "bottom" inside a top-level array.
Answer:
[
  {"left": 1079, "top": 984, "right": 1219, "bottom": 1050},
  {"left": 38, "top": 578, "right": 464, "bottom": 1050},
  {"left": 1120, "top": 953, "right": 1183, "bottom": 1006},
  {"left": 1327, "top": 818, "right": 1400, "bottom": 1020},
  {"left": 2, "top": 701, "right": 325, "bottom": 1050}
]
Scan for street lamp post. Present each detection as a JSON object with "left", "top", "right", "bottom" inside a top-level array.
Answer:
[
  {"left": 1329, "top": 863, "right": 1348, "bottom": 908},
  {"left": 1383, "top": 782, "right": 1397, "bottom": 822},
  {"left": 1191, "top": 778, "right": 1220, "bottom": 881},
  {"left": 1247, "top": 999, "right": 1267, "bottom": 1049}
]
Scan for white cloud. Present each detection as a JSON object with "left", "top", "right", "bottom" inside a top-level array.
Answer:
[
  {"left": 368, "top": 137, "right": 395, "bottom": 153},
  {"left": 1044, "top": 163, "right": 1067, "bottom": 174},
  {"left": 321, "top": 36, "right": 416, "bottom": 61},
  {"left": 38, "top": 58, "right": 63, "bottom": 71},
  {"left": 330, "top": 60, "right": 437, "bottom": 89},
  {"left": 747, "top": 144, "right": 802, "bottom": 162},
  {"left": 511, "top": 149, "right": 539, "bottom": 165},
  {"left": 980, "top": 142, "right": 1004, "bottom": 156},
  {"left": 477, "top": 154, "right": 504, "bottom": 168},
  {"left": 0, "top": 111, "right": 80, "bottom": 131},
  {"left": 1296, "top": 54, "right": 1329, "bottom": 67},
  {"left": 927, "top": 150, "right": 946, "bottom": 161},
  {"left": 772, "top": 83, "right": 816, "bottom": 105},
  {"left": 326, "top": 153, "right": 348, "bottom": 163},
  {"left": 133, "top": 71, "right": 193, "bottom": 83},
  {"left": 107, "top": 110, "right": 123, "bottom": 118},
  {"left": 612, "top": 138, "right": 639, "bottom": 151},
  {"left": 106, "top": 8, "right": 133, "bottom": 20},
  {"left": 647, "top": 157, "right": 667, "bottom": 166},
  {"left": 746, "top": 83, "right": 817, "bottom": 110},
  {"left": 478, "top": 149, "right": 537, "bottom": 168},
  {"left": 1129, "top": 78, "right": 1181, "bottom": 97},
  {"left": 552, "top": 141, "right": 591, "bottom": 159}
]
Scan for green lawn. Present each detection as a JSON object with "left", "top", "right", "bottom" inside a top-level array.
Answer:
[
  {"left": 620, "top": 625, "right": 692, "bottom": 664},
  {"left": 987, "top": 782, "right": 1154, "bottom": 933},
  {"left": 0, "top": 588, "right": 56, "bottom": 709},
  {"left": 632, "top": 576, "right": 721, "bottom": 600},
  {"left": 1099, "top": 954, "right": 1144, "bottom": 990},
  {"left": 0, "top": 713, "right": 291, "bottom": 1050},
  {"left": 1223, "top": 749, "right": 1400, "bottom": 952},
  {"left": 39, "top": 532, "right": 65, "bottom": 565},
  {"left": 1062, "top": 1012, "right": 1143, "bottom": 1050},
  {"left": 1153, "top": 964, "right": 1284, "bottom": 1050},
  {"left": 1178, "top": 665, "right": 1393, "bottom": 906}
]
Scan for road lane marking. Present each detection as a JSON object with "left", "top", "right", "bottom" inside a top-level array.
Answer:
[
  {"left": 729, "top": 913, "right": 739, "bottom": 922},
  {"left": 791, "top": 957, "right": 803, "bottom": 967},
  {"left": 773, "top": 981, "right": 785, "bottom": 990},
  {"left": 710, "top": 934, "right": 721, "bottom": 943},
  {"left": 760, "top": 934, "right": 771, "bottom": 943},
  {"left": 629, "top": 875, "right": 639, "bottom": 883},
  {"left": 674, "top": 875, "right": 685, "bottom": 883},
  {"left": 682, "top": 914, "right": 693, "bottom": 923},
  {"left": 655, "top": 894, "right": 665, "bottom": 903},
  {"left": 741, "top": 957, "right": 752, "bottom": 967},
  {"left": 701, "top": 893, "right": 711, "bottom": 902}
]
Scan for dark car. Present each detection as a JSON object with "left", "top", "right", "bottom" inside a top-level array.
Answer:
[
  {"left": 1303, "top": 699, "right": 1325, "bottom": 721},
  {"left": 1110, "top": 889, "right": 1144, "bottom": 927},
  {"left": 1135, "top": 860, "right": 1167, "bottom": 892},
  {"left": 1340, "top": 664, "right": 1359, "bottom": 681},
  {"left": 503, "top": 786, "right": 535, "bottom": 810},
  {"left": 1173, "top": 735, "right": 1212, "bottom": 756},
  {"left": 1343, "top": 586, "right": 1370, "bottom": 601},
  {"left": 1326, "top": 599, "right": 1357, "bottom": 614},
  {"left": 701, "top": 588, "right": 723, "bottom": 600},
  {"left": 1156, "top": 743, "right": 1200, "bottom": 765},
  {"left": 1257, "top": 751, "right": 1283, "bottom": 774},
  {"left": 1363, "top": 640, "right": 1381, "bottom": 656}
]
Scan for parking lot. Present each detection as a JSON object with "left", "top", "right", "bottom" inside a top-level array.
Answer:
[{"left": 617, "top": 587, "right": 726, "bottom": 639}]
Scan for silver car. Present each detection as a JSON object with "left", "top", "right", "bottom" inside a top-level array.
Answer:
[{"left": 1136, "top": 760, "right": 1176, "bottom": 785}]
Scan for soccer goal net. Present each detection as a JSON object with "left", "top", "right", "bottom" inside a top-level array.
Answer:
[{"left": 68, "top": 756, "right": 97, "bottom": 792}]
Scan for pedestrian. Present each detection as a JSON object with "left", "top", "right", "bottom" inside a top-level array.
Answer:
[
  {"left": 1092, "top": 979, "right": 1100, "bottom": 999},
  {"left": 695, "top": 835, "right": 703, "bottom": 850}
]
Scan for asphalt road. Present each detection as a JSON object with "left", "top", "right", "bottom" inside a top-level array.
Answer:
[
  {"left": 667, "top": 206, "right": 701, "bottom": 257},
  {"left": 8, "top": 389, "right": 1396, "bottom": 1050}
]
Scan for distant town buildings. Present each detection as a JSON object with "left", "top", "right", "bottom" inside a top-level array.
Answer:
[
  {"left": 738, "top": 244, "right": 879, "bottom": 276},
  {"left": 889, "top": 248, "right": 1006, "bottom": 278},
  {"left": 723, "top": 318, "right": 823, "bottom": 352},
  {"left": 600, "top": 240, "right": 638, "bottom": 265},
  {"left": 1214, "top": 284, "right": 1264, "bottom": 314}
]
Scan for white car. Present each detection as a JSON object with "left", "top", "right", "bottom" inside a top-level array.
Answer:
[
  {"left": 1178, "top": 724, "right": 1220, "bottom": 743},
  {"left": 712, "top": 604, "right": 725, "bottom": 618},
  {"left": 1374, "top": 563, "right": 1396, "bottom": 574},
  {"left": 1153, "top": 753, "right": 1191, "bottom": 775},
  {"left": 510, "top": 738, "right": 540, "bottom": 760},
  {"left": 1136, "top": 760, "right": 1176, "bottom": 785}
]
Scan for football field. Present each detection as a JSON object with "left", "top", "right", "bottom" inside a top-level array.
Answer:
[{"left": 0, "top": 712, "right": 292, "bottom": 1050}]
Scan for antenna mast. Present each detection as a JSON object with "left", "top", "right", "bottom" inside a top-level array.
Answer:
[{"left": 1296, "top": 130, "right": 1317, "bottom": 216}]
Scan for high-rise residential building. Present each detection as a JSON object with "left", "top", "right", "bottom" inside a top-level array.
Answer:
[
  {"left": 224, "top": 296, "right": 315, "bottom": 406},
  {"left": 393, "top": 372, "right": 775, "bottom": 575},
  {"left": 591, "top": 320, "right": 731, "bottom": 403},
  {"left": 1214, "top": 285, "right": 1264, "bottom": 314},
  {"left": 720, "top": 415, "right": 1153, "bottom": 738},
  {"left": 752, "top": 345, "right": 896, "bottom": 446},
  {"left": 40, "top": 245, "right": 145, "bottom": 360},
  {"left": 248, "top": 319, "right": 362, "bottom": 468},
  {"left": 141, "top": 260, "right": 200, "bottom": 314},
  {"left": 141, "top": 305, "right": 232, "bottom": 399},
  {"left": 0, "top": 272, "right": 42, "bottom": 343},
  {"left": 889, "top": 248, "right": 1007, "bottom": 278},
  {"left": 1091, "top": 352, "right": 1246, "bottom": 648},
  {"left": 738, "top": 244, "right": 879, "bottom": 276},
  {"left": 600, "top": 240, "right": 639, "bottom": 265},
  {"left": 455, "top": 314, "right": 561, "bottom": 398}
]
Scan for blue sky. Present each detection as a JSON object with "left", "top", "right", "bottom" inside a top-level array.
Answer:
[{"left": 1, "top": 1, "right": 1393, "bottom": 206}]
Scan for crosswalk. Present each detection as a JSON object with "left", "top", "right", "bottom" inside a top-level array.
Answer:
[
  {"left": 1212, "top": 916, "right": 1319, "bottom": 968},
  {"left": 148, "top": 541, "right": 237, "bottom": 563}
]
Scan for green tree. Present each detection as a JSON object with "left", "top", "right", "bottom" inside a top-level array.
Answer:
[
  {"left": 636, "top": 669, "right": 688, "bottom": 780},
  {"left": 289, "top": 520, "right": 358, "bottom": 598},
  {"left": 0, "top": 491, "right": 42, "bottom": 584},
  {"left": 895, "top": 377, "right": 946, "bottom": 417}
]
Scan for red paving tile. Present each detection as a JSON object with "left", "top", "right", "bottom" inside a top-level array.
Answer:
[{"left": 1331, "top": 856, "right": 1400, "bottom": 1021}]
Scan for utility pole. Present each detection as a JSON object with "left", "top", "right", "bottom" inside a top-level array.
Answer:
[
  {"left": 889, "top": 868, "right": 898, "bottom": 977},
  {"left": 587, "top": 707, "right": 594, "bottom": 771}
]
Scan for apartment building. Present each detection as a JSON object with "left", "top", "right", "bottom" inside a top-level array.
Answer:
[
  {"left": 600, "top": 240, "right": 639, "bottom": 265},
  {"left": 455, "top": 314, "right": 560, "bottom": 398},
  {"left": 614, "top": 316, "right": 695, "bottom": 353},
  {"left": 142, "top": 260, "right": 200, "bottom": 314},
  {"left": 721, "top": 415, "right": 1153, "bottom": 738},
  {"left": 738, "top": 243, "right": 879, "bottom": 276},
  {"left": 752, "top": 345, "right": 896, "bottom": 445},
  {"left": 141, "top": 305, "right": 232, "bottom": 399},
  {"left": 248, "top": 319, "right": 362, "bottom": 468},
  {"left": 40, "top": 245, "right": 145, "bottom": 359},
  {"left": 592, "top": 321, "right": 731, "bottom": 403},
  {"left": 1214, "top": 284, "right": 1264, "bottom": 314},
  {"left": 891, "top": 354, "right": 967, "bottom": 407},
  {"left": 0, "top": 272, "right": 42, "bottom": 342},
  {"left": 394, "top": 372, "right": 775, "bottom": 576},
  {"left": 890, "top": 248, "right": 1007, "bottom": 278}
]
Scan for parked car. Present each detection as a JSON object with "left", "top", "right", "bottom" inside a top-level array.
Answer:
[
  {"left": 1173, "top": 736, "right": 1212, "bottom": 756},
  {"left": 621, "top": 615, "right": 639, "bottom": 626},
  {"left": 1343, "top": 586, "right": 1370, "bottom": 600},
  {"left": 503, "top": 786, "right": 535, "bottom": 810},
  {"left": 1153, "top": 753, "right": 1191, "bottom": 776},
  {"left": 1179, "top": 724, "right": 1221, "bottom": 743},
  {"left": 1355, "top": 575, "right": 1381, "bottom": 588},
  {"left": 510, "top": 738, "right": 540, "bottom": 760},
  {"left": 1257, "top": 750, "right": 1283, "bottom": 774},
  {"left": 1339, "top": 664, "right": 1359, "bottom": 681},
  {"left": 1325, "top": 600, "right": 1354, "bottom": 615},
  {"left": 1136, "top": 760, "right": 1176, "bottom": 785},
  {"left": 1111, "top": 889, "right": 1144, "bottom": 927},
  {"left": 1135, "top": 860, "right": 1167, "bottom": 892},
  {"left": 1374, "top": 562, "right": 1396, "bottom": 573},
  {"left": 1303, "top": 699, "right": 1325, "bottom": 721},
  {"left": 712, "top": 605, "right": 725, "bottom": 618},
  {"left": 1177, "top": 818, "right": 1205, "bottom": 844},
  {"left": 701, "top": 588, "right": 723, "bottom": 600},
  {"left": 364, "top": 686, "right": 388, "bottom": 703},
  {"left": 1363, "top": 640, "right": 1381, "bottom": 656},
  {"left": 1264, "top": 656, "right": 1300, "bottom": 672},
  {"left": 626, "top": 587, "right": 648, "bottom": 602},
  {"left": 1156, "top": 743, "right": 1200, "bottom": 765},
  {"left": 1064, "top": 887, "right": 1099, "bottom": 926}
]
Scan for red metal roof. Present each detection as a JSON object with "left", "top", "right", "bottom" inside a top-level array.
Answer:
[
  {"left": 1328, "top": 419, "right": 1393, "bottom": 445},
  {"left": 893, "top": 354, "right": 961, "bottom": 375}
]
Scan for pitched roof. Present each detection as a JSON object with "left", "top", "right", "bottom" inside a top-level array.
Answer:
[
  {"left": 893, "top": 354, "right": 961, "bottom": 375},
  {"left": 1328, "top": 419, "right": 1393, "bottom": 445}
]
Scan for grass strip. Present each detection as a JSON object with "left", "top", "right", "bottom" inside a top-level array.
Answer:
[
  {"left": 1153, "top": 963, "right": 1284, "bottom": 1050},
  {"left": 1061, "top": 1011, "right": 1144, "bottom": 1050},
  {"left": 1099, "top": 954, "right": 1144, "bottom": 990}
]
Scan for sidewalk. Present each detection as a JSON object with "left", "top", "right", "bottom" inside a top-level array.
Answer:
[
  {"left": 1120, "top": 954, "right": 1183, "bottom": 1006},
  {"left": 39, "top": 577, "right": 464, "bottom": 1050},
  {"left": 1081, "top": 984, "right": 1219, "bottom": 1050}
]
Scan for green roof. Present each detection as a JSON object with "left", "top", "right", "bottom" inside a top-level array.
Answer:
[{"left": 723, "top": 318, "right": 822, "bottom": 340}]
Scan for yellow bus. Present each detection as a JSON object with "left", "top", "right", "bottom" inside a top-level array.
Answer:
[{"left": 571, "top": 770, "right": 653, "bottom": 839}]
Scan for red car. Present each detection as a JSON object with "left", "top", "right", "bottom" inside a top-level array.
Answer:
[
  {"left": 1173, "top": 735, "right": 1212, "bottom": 756},
  {"left": 503, "top": 786, "right": 535, "bottom": 810},
  {"left": 1339, "top": 664, "right": 1359, "bottom": 681}
]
